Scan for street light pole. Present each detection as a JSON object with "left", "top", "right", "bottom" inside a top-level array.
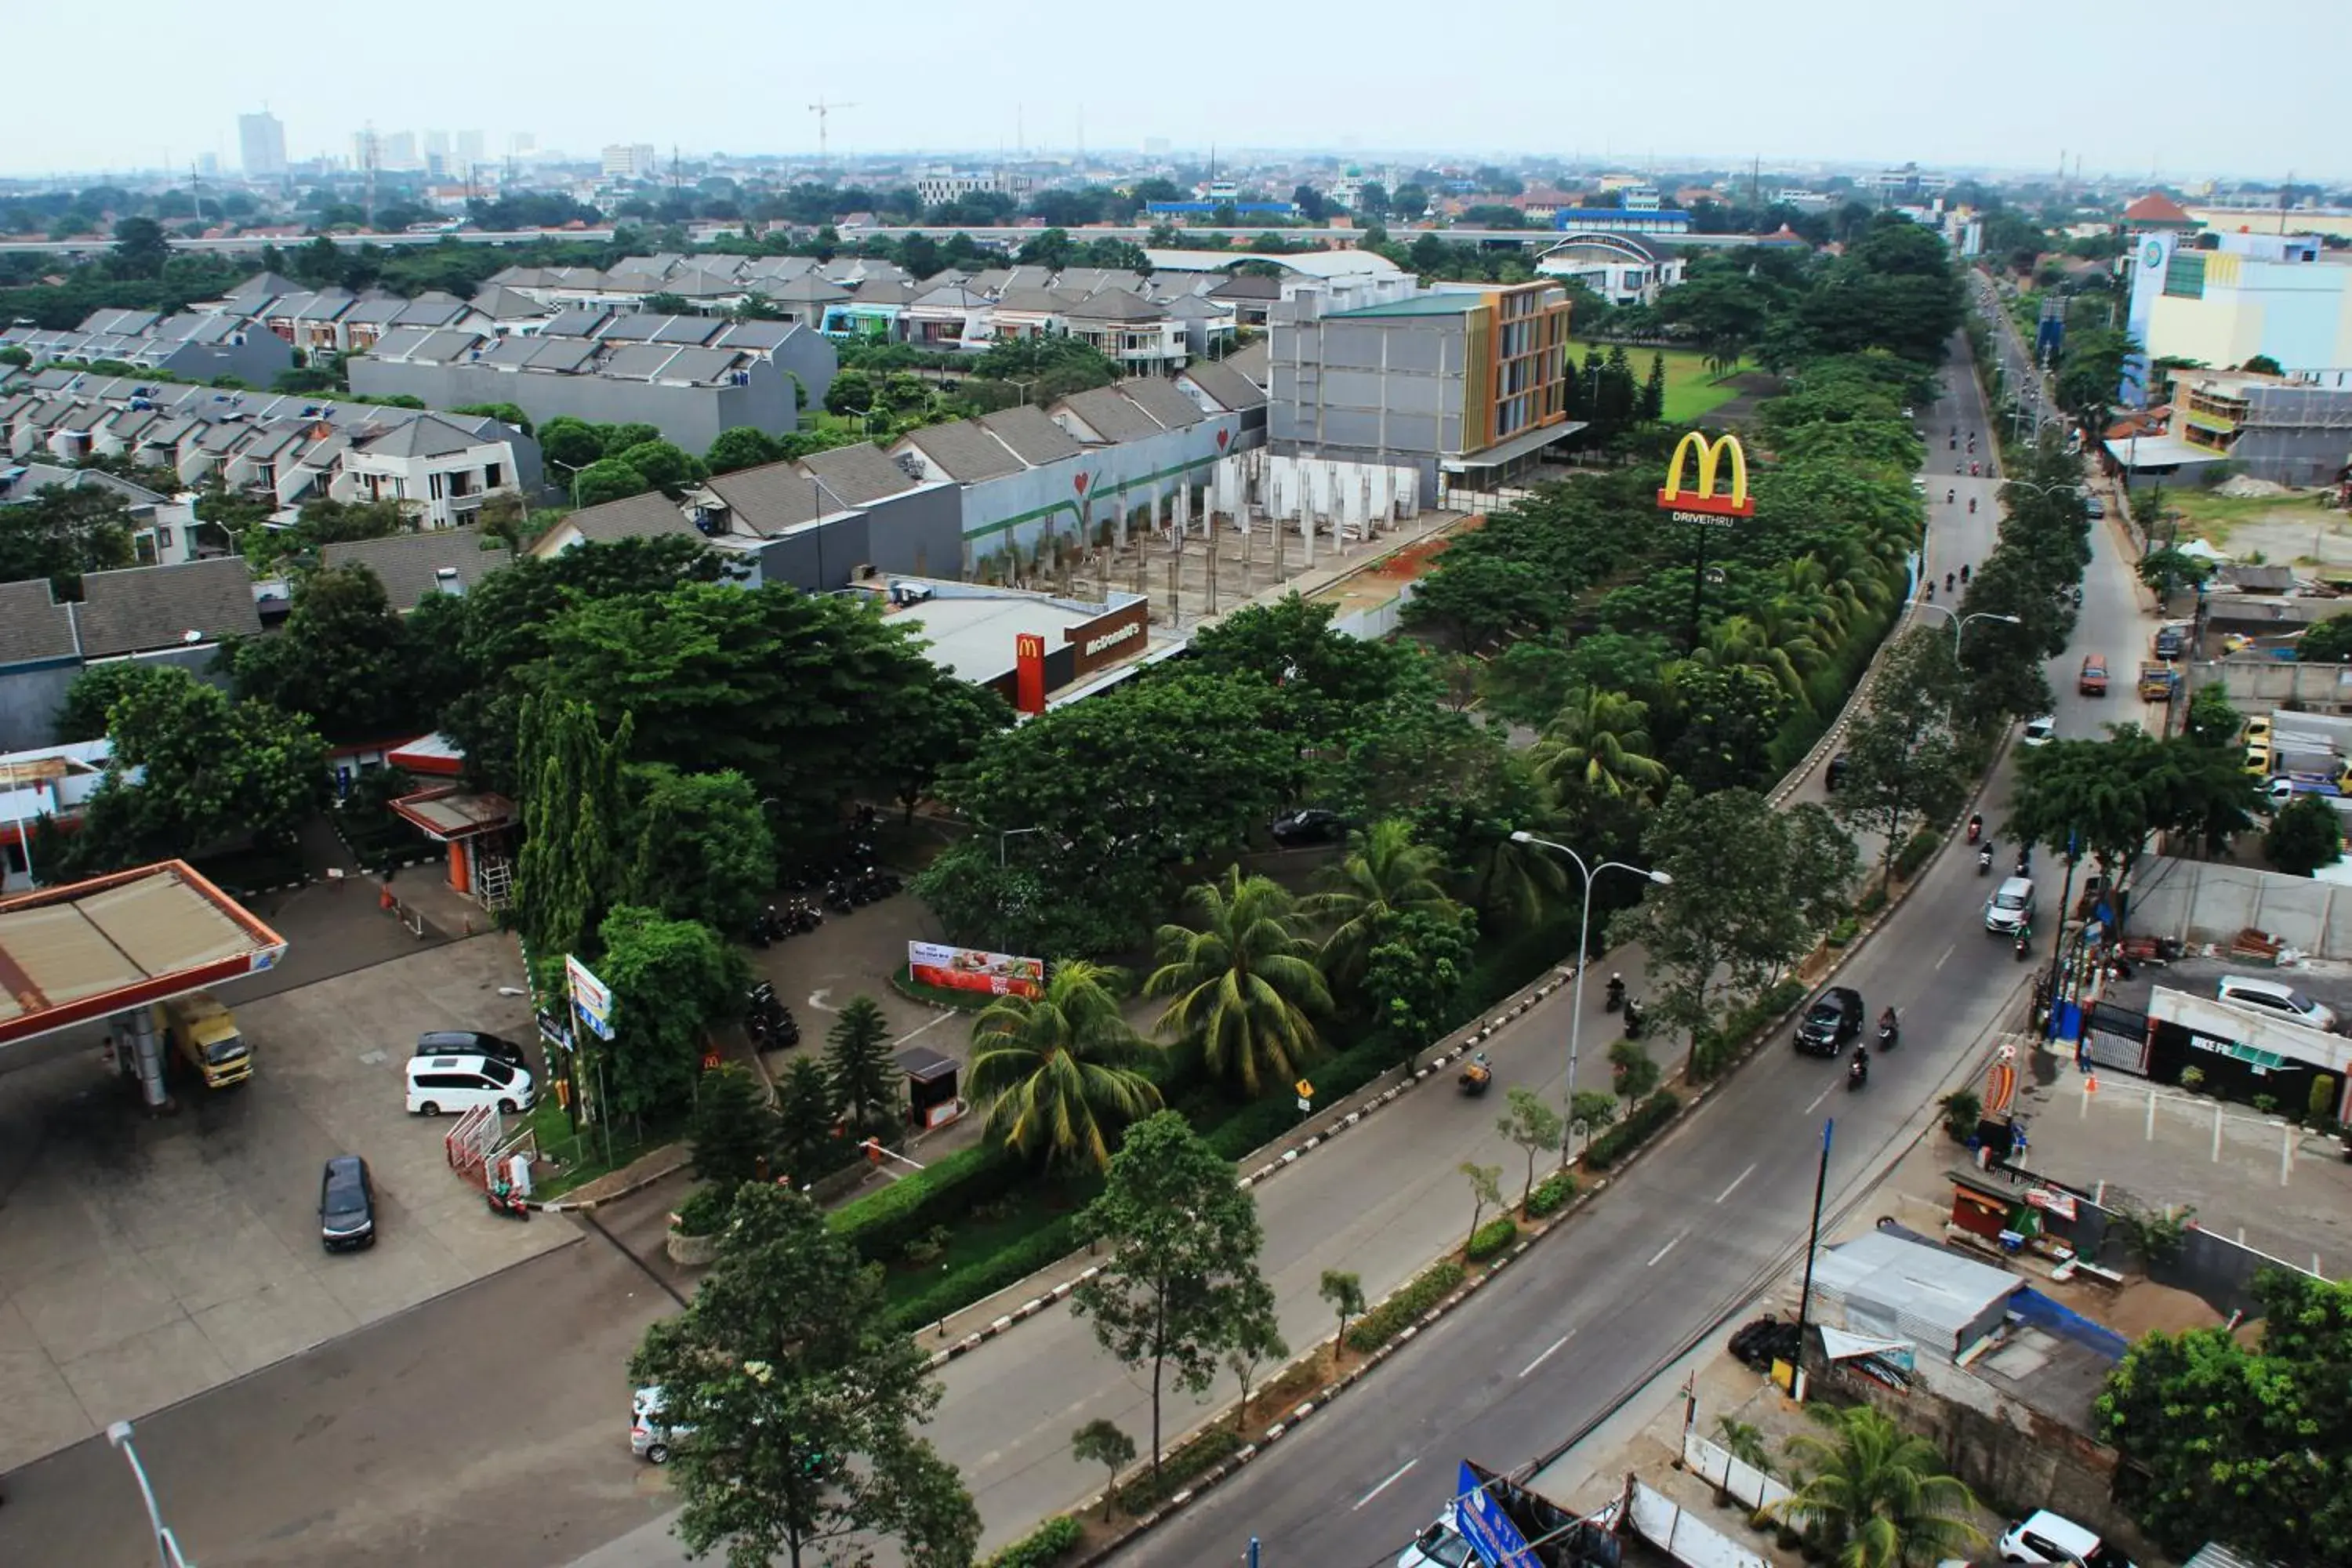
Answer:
[
  {"left": 1509, "top": 831, "right": 1671, "bottom": 1151},
  {"left": 107, "top": 1420, "right": 193, "bottom": 1568},
  {"left": 996, "top": 826, "right": 1047, "bottom": 868},
  {"left": 1910, "top": 601, "right": 2023, "bottom": 659}
]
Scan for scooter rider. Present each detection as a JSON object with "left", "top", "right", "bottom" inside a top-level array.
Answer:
[
  {"left": 1604, "top": 972, "right": 1626, "bottom": 1011},
  {"left": 1877, "top": 1007, "right": 1899, "bottom": 1047},
  {"left": 1849, "top": 1042, "right": 1869, "bottom": 1086}
]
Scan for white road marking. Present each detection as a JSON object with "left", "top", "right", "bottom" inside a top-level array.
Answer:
[
  {"left": 893, "top": 1010, "right": 956, "bottom": 1047},
  {"left": 1935, "top": 942, "right": 1955, "bottom": 971},
  {"left": 1714, "top": 1163, "right": 1756, "bottom": 1205},
  {"left": 1356, "top": 1459, "right": 1418, "bottom": 1509},
  {"left": 1519, "top": 1332, "right": 1574, "bottom": 1378},
  {"left": 1806, "top": 1081, "right": 1837, "bottom": 1114},
  {"left": 1646, "top": 1229, "right": 1689, "bottom": 1268},
  {"left": 806, "top": 988, "right": 839, "bottom": 1013}
]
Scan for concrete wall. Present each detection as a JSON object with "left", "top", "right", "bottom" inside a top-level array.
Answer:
[
  {"left": 1269, "top": 311, "right": 1467, "bottom": 484},
  {"left": 347, "top": 356, "right": 801, "bottom": 453},
  {"left": 2129, "top": 853, "right": 2352, "bottom": 958},
  {"left": 954, "top": 413, "right": 1240, "bottom": 575},
  {"left": 0, "top": 660, "right": 78, "bottom": 752},
  {"left": 159, "top": 332, "right": 294, "bottom": 389},
  {"left": 2207, "top": 659, "right": 2352, "bottom": 716},
  {"left": 863, "top": 482, "right": 961, "bottom": 580}
]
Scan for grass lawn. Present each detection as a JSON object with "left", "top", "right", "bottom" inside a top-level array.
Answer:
[
  {"left": 2147, "top": 486, "right": 2333, "bottom": 546},
  {"left": 1575, "top": 341, "right": 1749, "bottom": 423},
  {"left": 522, "top": 1095, "right": 679, "bottom": 1199}
]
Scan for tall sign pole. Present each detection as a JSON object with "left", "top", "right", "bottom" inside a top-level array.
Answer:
[
  {"left": 1657, "top": 431, "right": 1755, "bottom": 648},
  {"left": 1791, "top": 1117, "right": 1834, "bottom": 1399}
]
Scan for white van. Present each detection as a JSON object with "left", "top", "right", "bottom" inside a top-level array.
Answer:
[
  {"left": 406, "top": 1053, "right": 535, "bottom": 1116},
  {"left": 2216, "top": 975, "right": 2339, "bottom": 1032}
]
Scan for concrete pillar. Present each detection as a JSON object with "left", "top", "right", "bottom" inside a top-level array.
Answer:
[{"left": 117, "top": 1005, "right": 169, "bottom": 1109}]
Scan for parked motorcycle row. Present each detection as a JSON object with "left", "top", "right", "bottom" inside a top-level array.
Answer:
[
  {"left": 750, "top": 897, "right": 825, "bottom": 946},
  {"left": 781, "top": 806, "right": 905, "bottom": 917},
  {"left": 745, "top": 982, "right": 801, "bottom": 1050}
]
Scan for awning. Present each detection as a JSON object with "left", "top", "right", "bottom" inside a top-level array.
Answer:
[
  {"left": 2104, "top": 434, "right": 2233, "bottom": 472},
  {"left": 1443, "top": 419, "right": 1588, "bottom": 473},
  {"left": 390, "top": 786, "right": 515, "bottom": 842}
]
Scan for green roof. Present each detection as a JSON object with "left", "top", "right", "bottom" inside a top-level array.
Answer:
[{"left": 1329, "top": 292, "right": 1488, "bottom": 318}]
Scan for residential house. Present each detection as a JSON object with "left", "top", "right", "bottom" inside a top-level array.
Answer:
[
  {"left": 339, "top": 416, "right": 525, "bottom": 529},
  {"left": 1174, "top": 358, "right": 1270, "bottom": 441},
  {"left": 681, "top": 445, "right": 960, "bottom": 590},
  {"left": 524, "top": 490, "right": 705, "bottom": 559},
  {"left": 902, "top": 284, "right": 993, "bottom": 350},
  {"left": 1534, "top": 232, "right": 1686, "bottom": 306},
  {"left": 1062, "top": 290, "right": 1189, "bottom": 375},
  {"left": 319, "top": 526, "right": 512, "bottom": 610},
  {"left": 0, "top": 310, "right": 293, "bottom": 387},
  {"left": 822, "top": 278, "right": 917, "bottom": 343}
]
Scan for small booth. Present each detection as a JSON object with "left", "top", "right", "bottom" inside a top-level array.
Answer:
[
  {"left": 895, "top": 1045, "right": 964, "bottom": 1131},
  {"left": 388, "top": 785, "right": 517, "bottom": 906}
]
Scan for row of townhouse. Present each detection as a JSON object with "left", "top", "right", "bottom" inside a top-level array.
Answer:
[
  {"left": 196, "top": 271, "right": 558, "bottom": 356},
  {"left": 0, "top": 308, "right": 294, "bottom": 388},
  {"left": 0, "top": 461, "right": 200, "bottom": 568},
  {"left": 0, "top": 370, "right": 543, "bottom": 532},
  {"left": 346, "top": 310, "right": 836, "bottom": 453}
]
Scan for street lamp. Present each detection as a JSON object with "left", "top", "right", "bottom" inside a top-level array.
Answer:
[
  {"left": 1911, "top": 601, "right": 2022, "bottom": 657},
  {"left": 996, "top": 826, "right": 1048, "bottom": 868},
  {"left": 1509, "top": 831, "right": 1671, "bottom": 1151},
  {"left": 107, "top": 1419, "right": 194, "bottom": 1568}
]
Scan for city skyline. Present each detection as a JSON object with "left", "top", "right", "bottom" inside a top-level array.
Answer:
[{"left": 0, "top": 0, "right": 2345, "bottom": 183}]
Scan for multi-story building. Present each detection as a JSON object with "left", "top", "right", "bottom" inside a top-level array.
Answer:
[
  {"left": 456, "top": 129, "right": 485, "bottom": 167},
  {"left": 238, "top": 111, "right": 287, "bottom": 178},
  {"left": 2151, "top": 369, "right": 2352, "bottom": 488},
  {"left": 1534, "top": 233, "right": 1686, "bottom": 306},
  {"left": 2124, "top": 229, "right": 2352, "bottom": 392},
  {"left": 1268, "top": 281, "right": 1580, "bottom": 492},
  {"left": 602, "top": 143, "right": 659, "bottom": 180},
  {"left": 339, "top": 415, "right": 529, "bottom": 530},
  {"left": 913, "top": 169, "right": 1034, "bottom": 207},
  {"left": 0, "top": 464, "right": 201, "bottom": 568}
]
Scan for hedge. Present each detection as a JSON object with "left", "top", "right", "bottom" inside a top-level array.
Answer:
[
  {"left": 884, "top": 1213, "right": 1084, "bottom": 1334},
  {"left": 1892, "top": 825, "right": 1940, "bottom": 881},
  {"left": 1347, "top": 1260, "right": 1467, "bottom": 1354},
  {"left": 1119, "top": 1425, "right": 1243, "bottom": 1515},
  {"left": 981, "top": 1515, "right": 1083, "bottom": 1568},
  {"left": 1583, "top": 1089, "right": 1681, "bottom": 1172},
  {"left": 829, "top": 1143, "right": 1024, "bottom": 1263},
  {"left": 1525, "top": 1171, "right": 1576, "bottom": 1218},
  {"left": 1465, "top": 1217, "right": 1520, "bottom": 1262}
]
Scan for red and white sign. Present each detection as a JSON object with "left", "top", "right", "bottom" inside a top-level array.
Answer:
[{"left": 908, "top": 942, "right": 1043, "bottom": 1000}]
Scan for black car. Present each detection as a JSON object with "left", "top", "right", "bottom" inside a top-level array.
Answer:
[
  {"left": 2153, "top": 627, "right": 2186, "bottom": 662},
  {"left": 1269, "top": 808, "right": 1348, "bottom": 848},
  {"left": 1825, "top": 753, "right": 1851, "bottom": 791},
  {"left": 1795, "top": 986, "right": 1864, "bottom": 1055},
  {"left": 414, "top": 1029, "right": 529, "bottom": 1071},
  {"left": 319, "top": 1155, "right": 376, "bottom": 1251}
]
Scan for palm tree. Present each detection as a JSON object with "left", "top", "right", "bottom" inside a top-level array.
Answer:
[
  {"left": 1684, "top": 615, "right": 1809, "bottom": 706},
  {"left": 1532, "top": 686, "right": 1670, "bottom": 803},
  {"left": 1301, "top": 819, "right": 1457, "bottom": 993},
  {"left": 1769, "top": 1403, "right": 1984, "bottom": 1568},
  {"left": 967, "top": 960, "right": 1162, "bottom": 1173},
  {"left": 1145, "top": 869, "right": 1332, "bottom": 1097}
]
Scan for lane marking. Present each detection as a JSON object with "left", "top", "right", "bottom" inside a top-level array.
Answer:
[
  {"left": 1714, "top": 1163, "right": 1756, "bottom": 1205},
  {"left": 1935, "top": 942, "right": 1955, "bottom": 971},
  {"left": 1806, "top": 1081, "right": 1837, "bottom": 1114},
  {"left": 1646, "top": 1228, "right": 1689, "bottom": 1268},
  {"left": 1356, "top": 1459, "right": 1417, "bottom": 1510},
  {"left": 1519, "top": 1331, "right": 1574, "bottom": 1379}
]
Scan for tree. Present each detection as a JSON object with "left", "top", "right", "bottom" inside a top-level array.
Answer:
[
  {"left": 1362, "top": 906, "right": 1477, "bottom": 1051},
  {"left": 866, "top": 672, "right": 1009, "bottom": 827},
  {"left": 1319, "top": 1270, "right": 1366, "bottom": 1358},
  {"left": 537, "top": 416, "right": 606, "bottom": 474},
  {"left": 623, "top": 764, "right": 775, "bottom": 938},
  {"left": 2138, "top": 545, "right": 2215, "bottom": 601},
  {"left": 0, "top": 482, "right": 136, "bottom": 596},
  {"left": 1769, "top": 1403, "right": 1984, "bottom": 1568},
  {"left": 824, "top": 996, "right": 898, "bottom": 1134},
  {"left": 706, "top": 426, "right": 786, "bottom": 474},
  {"left": 2299, "top": 612, "right": 2352, "bottom": 664},
  {"left": 1832, "top": 626, "right": 1967, "bottom": 884},
  {"left": 2009, "top": 728, "right": 2262, "bottom": 920},
  {"left": 514, "top": 692, "right": 631, "bottom": 965},
  {"left": 1071, "top": 1111, "right": 1273, "bottom": 1479},
  {"left": 615, "top": 438, "right": 706, "bottom": 498},
  {"left": 1496, "top": 1087, "right": 1565, "bottom": 1212},
  {"left": 53, "top": 660, "right": 181, "bottom": 745},
  {"left": 626, "top": 1183, "right": 979, "bottom": 1568},
  {"left": 228, "top": 562, "right": 435, "bottom": 742},
  {"left": 597, "top": 905, "right": 746, "bottom": 1123},
  {"left": 1639, "top": 354, "right": 1668, "bottom": 423},
  {"left": 1532, "top": 686, "right": 1670, "bottom": 804},
  {"left": 111, "top": 216, "right": 170, "bottom": 278},
  {"left": 1608, "top": 1039, "right": 1661, "bottom": 1108},
  {"left": 1301, "top": 818, "right": 1457, "bottom": 993},
  {"left": 966, "top": 959, "right": 1163, "bottom": 1172},
  {"left": 1223, "top": 1278, "right": 1287, "bottom": 1432},
  {"left": 1567, "top": 1090, "right": 1618, "bottom": 1165},
  {"left": 772, "top": 1058, "right": 842, "bottom": 1185},
  {"left": 1399, "top": 554, "right": 1555, "bottom": 653},
  {"left": 826, "top": 369, "right": 876, "bottom": 417},
  {"left": 2097, "top": 1271, "right": 2352, "bottom": 1561},
  {"left": 2265, "top": 793, "right": 2343, "bottom": 877},
  {"left": 573, "top": 457, "right": 651, "bottom": 506},
  {"left": 1145, "top": 869, "right": 1332, "bottom": 1098},
  {"left": 1069, "top": 1419, "right": 1135, "bottom": 1521},
  {"left": 691, "top": 1063, "right": 776, "bottom": 1188},
  {"left": 1459, "top": 1160, "right": 1503, "bottom": 1246}
]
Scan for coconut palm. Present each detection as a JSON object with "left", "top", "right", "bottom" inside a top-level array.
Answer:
[
  {"left": 967, "top": 960, "right": 1163, "bottom": 1173},
  {"left": 1301, "top": 819, "right": 1458, "bottom": 992},
  {"left": 1685, "top": 615, "right": 1810, "bottom": 705},
  {"left": 1769, "top": 1403, "right": 1984, "bottom": 1568},
  {"left": 1532, "top": 686, "right": 1670, "bottom": 803},
  {"left": 1145, "top": 869, "right": 1331, "bottom": 1097}
]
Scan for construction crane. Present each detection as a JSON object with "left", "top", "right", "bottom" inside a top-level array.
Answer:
[{"left": 808, "top": 99, "right": 858, "bottom": 172}]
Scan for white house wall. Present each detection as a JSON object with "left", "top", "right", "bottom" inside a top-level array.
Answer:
[{"left": 954, "top": 411, "right": 1240, "bottom": 573}]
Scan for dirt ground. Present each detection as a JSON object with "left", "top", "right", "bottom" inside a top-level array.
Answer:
[
  {"left": 2094, "top": 1279, "right": 2223, "bottom": 1340},
  {"left": 1308, "top": 517, "right": 1474, "bottom": 619}
]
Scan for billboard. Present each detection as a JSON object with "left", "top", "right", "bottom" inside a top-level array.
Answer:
[
  {"left": 1655, "top": 431, "right": 1755, "bottom": 524},
  {"left": 908, "top": 942, "right": 1044, "bottom": 1000}
]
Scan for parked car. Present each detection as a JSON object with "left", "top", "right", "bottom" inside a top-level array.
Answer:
[
  {"left": 2077, "top": 656, "right": 2108, "bottom": 697},
  {"left": 631, "top": 1386, "right": 684, "bottom": 1464},
  {"left": 2154, "top": 626, "right": 2187, "bottom": 661},
  {"left": 1795, "top": 986, "right": 1864, "bottom": 1055},
  {"left": 1997, "top": 1508, "right": 2133, "bottom": 1567},
  {"left": 318, "top": 1155, "right": 376, "bottom": 1251},
  {"left": 413, "top": 1030, "right": 529, "bottom": 1072},
  {"left": 1984, "top": 877, "right": 2036, "bottom": 935},
  {"left": 2216, "top": 974, "right": 2339, "bottom": 1032},
  {"left": 405, "top": 1053, "right": 535, "bottom": 1116},
  {"left": 1269, "top": 808, "right": 1348, "bottom": 848},
  {"left": 2021, "top": 715, "right": 2056, "bottom": 746}
]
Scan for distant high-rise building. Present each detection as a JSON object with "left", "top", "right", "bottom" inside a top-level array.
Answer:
[
  {"left": 510, "top": 132, "right": 536, "bottom": 157},
  {"left": 1144, "top": 137, "right": 1171, "bottom": 158},
  {"left": 197, "top": 152, "right": 220, "bottom": 178},
  {"left": 376, "top": 131, "right": 418, "bottom": 169},
  {"left": 457, "top": 129, "right": 486, "bottom": 166},
  {"left": 602, "top": 143, "right": 658, "bottom": 179},
  {"left": 424, "top": 130, "right": 451, "bottom": 162},
  {"left": 238, "top": 111, "right": 287, "bottom": 176}
]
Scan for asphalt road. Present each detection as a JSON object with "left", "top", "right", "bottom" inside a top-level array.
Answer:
[{"left": 1114, "top": 331, "right": 2152, "bottom": 1568}]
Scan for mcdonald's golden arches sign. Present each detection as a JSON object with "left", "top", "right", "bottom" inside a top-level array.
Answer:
[{"left": 1655, "top": 431, "right": 1755, "bottom": 523}]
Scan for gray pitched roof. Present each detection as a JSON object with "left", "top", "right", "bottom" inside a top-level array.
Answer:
[
  {"left": 799, "top": 443, "right": 920, "bottom": 506},
  {"left": 354, "top": 416, "right": 481, "bottom": 459},
  {"left": 320, "top": 527, "right": 512, "bottom": 611},
  {"left": 898, "top": 420, "right": 1025, "bottom": 484},
  {"left": 702, "top": 460, "right": 826, "bottom": 535},
  {"left": 1117, "top": 376, "right": 1206, "bottom": 430},
  {"left": 550, "top": 492, "right": 699, "bottom": 548},
  {"left": 1180, "top": 360, "right": 1269, "bottom": 412},
  {"left": 992, "top": 287, "right": 1066, "bottom": 316},
  {"left": 1064, "top": 290, "right": 1164, "bottom": 322},
  {"left": 976, "top": 405, "right": 1085, "bottom": 466},
  {"left": 1227, "top": 339, "right": 1270, "bottom": 386},
  {"left": 466, "top": 284, "right": 550, "bottom": 321},
  {"left": 0, "top": 578, "right": 77, "bottom": 666},
  {"left": 75, "top": 557, "right": 261, "bottom": 658},
  {"left": 1056, "top": 387, "right": 1162, "bottom": 444}
]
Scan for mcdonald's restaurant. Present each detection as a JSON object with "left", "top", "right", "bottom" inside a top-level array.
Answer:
[{"left": 837, "top": 574, "right": 1162, "bottom": 716}]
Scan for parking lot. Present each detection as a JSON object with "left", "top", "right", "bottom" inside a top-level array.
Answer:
[{"left": 0, "top": 931, "right": 565, "bottom": 1475}]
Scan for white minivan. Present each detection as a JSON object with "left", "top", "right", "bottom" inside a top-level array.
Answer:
[
  {"left": 2216, "top": 974, "right": 2339, "bottom": 1032},
  {"left": 406, "top": 1052, "right": 536, "bottom": 1116}
]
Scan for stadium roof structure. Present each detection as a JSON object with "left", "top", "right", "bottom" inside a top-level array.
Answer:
[{"left": 0, "top": 860, "right": 289, "bottom": 1048}]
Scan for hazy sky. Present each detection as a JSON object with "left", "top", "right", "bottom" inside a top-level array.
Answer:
[{"left": 2, "top": 0, "right": 2342, "bottom": 182}]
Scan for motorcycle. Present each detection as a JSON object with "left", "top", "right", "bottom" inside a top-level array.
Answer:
[
  {"left": 1458, "top": 1051, "right": 1494, "bottom": 1098},
  {"left": 1603, "top": 973, "right": 1626, "bottom": 1014},
  {"left": 1925, "top": 581, "right": 1936, "bottom": 601},
  {"left": 1847, "top": 1050, "right": 1869, "bottom": 1091},
  {"left": 485, "top": 1180, "right": 530, "bottom": 1221},
  {"left": 1945, "top": 572, "right": 1955, "bottom": 593},
  {"left": 2014, "top": 923, "right": 2034, "bottom": 961},
  {"left": 1968, "top": 496, "right": 1977, "bottom": 514},
  {"left": 1622, "top": 1000, "right": 1646, "bottom": 1040},
  {"left": 1970, "top": 460, "right": 1981, "bottom": 476},
  {"left": 1877, "top": 1011, "right": 1899, "bottom": 1051},
  {"left": 825, "top": 880, "right": 855, "bottom": 916},
  {"left": 1967, "top": 813, "right": 1984, "bottom": 844},
  {"left": 1978, "top": 846, "right": 1994, "bottom": 875},
  {"left": 1961, "top": 564, "right": 1971, "bottom": 582}
]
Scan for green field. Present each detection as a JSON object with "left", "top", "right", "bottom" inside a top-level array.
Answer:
[
  {"left": 2145, "top": 485, "right": 2332, "bottom": 545},
  {"left": 1574, "top": 341, "right": 1749, "bottom": 423}
]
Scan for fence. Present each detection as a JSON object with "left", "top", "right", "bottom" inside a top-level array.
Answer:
[{"left": 1678, "top": 1433, "right": 1791, "bottom": 1512}]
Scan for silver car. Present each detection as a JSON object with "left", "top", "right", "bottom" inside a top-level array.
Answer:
[{"left": 1984, "top": 877, "right": 2034, "bottom": 935}]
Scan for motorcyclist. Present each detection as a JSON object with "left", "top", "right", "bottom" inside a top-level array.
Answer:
[
  {"left": 1878, "top": 1007, "right": 1899, "bottom": 1044},
  {"left": 1849, "top": 1043, "right": 1869, "bottom": 1083},
  {"left": 1623, "top": 999, "right": 1645, "bottom": 1038},
  {"left": 1969, "top": 496, "right": 1977, "bottom": 514},
  {"left": 1945, "top": 572, "right": 1955, "bottom": 592},
  {"left": 1947, "top": 488, "right": 1955, "bottom": 503},
  {"left": 1604, "top": 972, "right": 1626, "bottom": 1011},
  {"left": 1961, "top": 563, "right": 1972, "bottom": 582},
  {"left": 1968, "top": 812, "right": 1984, "bottom": 843}
]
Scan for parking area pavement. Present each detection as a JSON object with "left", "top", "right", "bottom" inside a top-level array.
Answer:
[{"left": 0, "top": 931, "right": 564, "bottom": 1474}]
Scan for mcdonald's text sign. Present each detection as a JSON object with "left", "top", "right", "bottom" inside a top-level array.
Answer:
[{"left": 1656, "top": 430, "right": 1755, "bottom": 524}]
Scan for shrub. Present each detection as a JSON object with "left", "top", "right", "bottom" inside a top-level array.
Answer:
[
  {"left": 670, "top": 1183, "right": 734, "bottom": 1236},
  {"left": 1206, "top": 1031, "right": 1400, "bottom": 1160},
  {"left": 1892, "top": 826, "right": 1939, "bottom": 881},
  {"left": 884, "top": 1214, "right": 1083, "bottom": 1334},
  {"left": 1825, "top": 916, "right": 1860, "bottom": 947},
  {"left": 981, "top": 1515, "right": 1083, "bottom": 1568},
  {"left": 1583, "top": 1089, "right": 1680, "bottom": 1172},
  {"left": 2180, "top": 1065, "right": 2205, "bottom": 1094},
  {"left": 1857, "top": 885, "right": 1888, "bottom": 916},
  {"left": 1346, "top": 1261, "right": 1467, "bottom": 1354},
  {"left": 1525, "top": 1171, "right": 1576, "bottom": 1218},
  {"left": 829, "top": 1142, "right": 1022, "bottom": 1262},
  {"left": 1940, "top": 1089, "right": 1982, "bottom": 1143},
  {"left": 2310, "top": 1073, "right": 2338, "bottom": 1124},
  {"left": 1117, "top": 1425, "right": 1243, "bottom": 1515},
  {"left": 1465, "top": 1216, "right": 1520, "bottom": 1261}
]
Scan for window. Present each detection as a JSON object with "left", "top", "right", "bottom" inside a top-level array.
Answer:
[
  {"left": 479, "top": 1058, "right": 515, "bottom": 1085},
  {"left": 2162, "top": 251, "right": 2206, "bottom": 299},
  {"left": 429, "top": 471, "right": 445, "bottom": 500},
  {"left": 485, "top": 462, "right": 503, "bottom": 488}
]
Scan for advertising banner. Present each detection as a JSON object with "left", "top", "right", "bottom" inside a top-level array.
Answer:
[{"left": 909, "top": 942, "right": 1044, "bottom": 1000}]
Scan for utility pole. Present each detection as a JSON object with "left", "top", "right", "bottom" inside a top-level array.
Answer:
[
  {"left": 1791, "top": 1118, "right": 1833, "bottom": 1401},
  {"left": 808, "top": 100, "right": 859, "bottom": 177}
]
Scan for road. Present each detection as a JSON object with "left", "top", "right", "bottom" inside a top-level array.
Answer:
[{"left": 1113, "top": 332, "right": 2154, "bottom": 1567}]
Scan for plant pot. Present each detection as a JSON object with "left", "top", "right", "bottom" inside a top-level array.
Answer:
[{"left": 666, "top": 1226, "right": 720, "bottom": 1267}]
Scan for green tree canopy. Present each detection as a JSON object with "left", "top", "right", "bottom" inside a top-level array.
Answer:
[
  {"left": 967, "top": 959, "right": 1162, "bottom": 1172},
  {"left": 596, "top": 903, "right": 745, "bottom": 1121}
]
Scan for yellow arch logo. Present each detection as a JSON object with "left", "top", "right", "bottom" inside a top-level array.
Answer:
[{"left": 1656, "top": 431, "right": 1755, "bottom": 520}]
